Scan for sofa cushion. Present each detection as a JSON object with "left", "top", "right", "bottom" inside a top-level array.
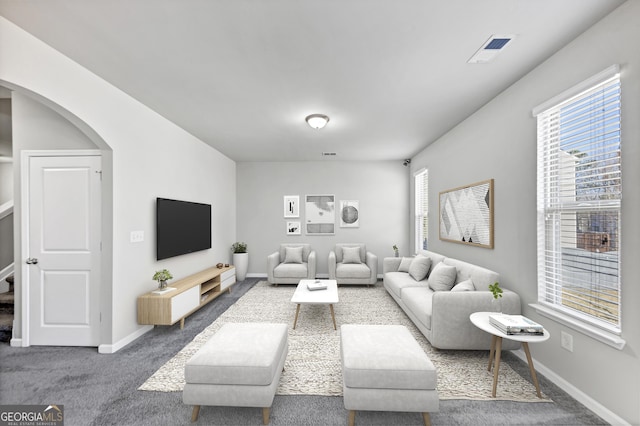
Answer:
[
  {"left": 427, "top": 262, "right": 457, "bottom": 291},
  {"left": 384, "top": 272, "right": 425, "bottom": 299},
  {"left": 336, "top": 263, "right": 370, "bottom": 279},
  {"left": 274, "top": 262, "right": 308, "bottom": 278},
  {"left": 342, "top": 246, "right": 362, "bottom": 264},
  {"left": 451, "top": 278, "right": 475, "bottom": 292},
  {"left": 284, "top": 246, "right": 303, "bottom": 264},
  {"left": 443, "top": 258, "right": 499, "bottom": 291},
  {"left": 401, "top": 286, "right": 434, "bottom": 330},
  {"left": 398, "top": 257, "right": 413, "bottom": 272},
  {"left": 408, "top": 255, "right": 432, "bottom": 281}
]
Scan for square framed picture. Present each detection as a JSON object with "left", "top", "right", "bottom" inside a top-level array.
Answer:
[
  {"left": 286, "top": 221, "right": 301, "bottom": 235},
  {"left": 284, "top": 195, "right": 299, "bottom": 218}
]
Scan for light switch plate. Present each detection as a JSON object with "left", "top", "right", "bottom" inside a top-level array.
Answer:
[{"left": 130, "top": 230, "right": 144, "bottom": 243}]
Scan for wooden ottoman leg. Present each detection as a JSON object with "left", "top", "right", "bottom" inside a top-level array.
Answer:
[
  {"left": 190, "top": 405, "right": 200, "bottom": 422},
  {"left": 423, "top": 412, "right": 431, "bottom": 426},
  {"left": 348, "top": 410, "right": 356, "bottom": 426},
  {"left": 262, "top": 407, "right": 270, "bottom": 425}
]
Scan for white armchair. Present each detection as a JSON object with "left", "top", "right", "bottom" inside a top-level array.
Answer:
[
  {"left": 267, "top": 244, "right": 317, "bottom": 285},
  {"left": 328, "top": 243, "right": 378, "bottom": 285}
]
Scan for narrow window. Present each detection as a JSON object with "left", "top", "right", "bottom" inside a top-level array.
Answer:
[
  {"left": 414, "top": 169, "right": 429, "bottom": 253},
  {"left": 535, "top": 68, "right": 621, "bottom": 336}
]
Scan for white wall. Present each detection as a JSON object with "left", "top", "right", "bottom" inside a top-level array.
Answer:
[
  {"left": 237, "top": 161, "right": 409, "bottom": 276},
  {"left": 0, "top": 17, "right": 237, "bottom": 350},
  {"left": 410, "top": 2, "right": 639, "bottom": 424}
]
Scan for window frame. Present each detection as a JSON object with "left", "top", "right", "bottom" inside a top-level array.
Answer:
[{"left": 532, "top": 65, "right": 625, "bottom": 350}]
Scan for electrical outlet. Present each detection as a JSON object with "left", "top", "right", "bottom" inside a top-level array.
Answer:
[
  {"left": 561, "top": 331, "right": 573, "bottom": 352},
  {"left": 130, "top": 230, "right": 144, "bottom": 243}
]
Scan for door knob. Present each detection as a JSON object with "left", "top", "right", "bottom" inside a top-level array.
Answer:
[{"left": 26, "top": 258, "right": 39, "bottom": 264}]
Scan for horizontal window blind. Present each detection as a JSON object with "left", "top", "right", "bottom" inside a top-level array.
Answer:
[
  {"left": 536, "top": 73, "right": 621, "bottom": 333},
  {"left": 415, "top": 169, "right": 428, "bottom": 253}
]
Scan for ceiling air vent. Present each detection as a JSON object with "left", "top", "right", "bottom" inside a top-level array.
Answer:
[
  {"left": 467, "top": 35, "right": 515, "bottom": 64},
  {"left": 322, "top": 152, "right": 337, "bottom": 157}
]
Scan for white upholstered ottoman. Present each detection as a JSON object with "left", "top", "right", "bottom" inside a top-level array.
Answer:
[
  {"left": 340, "top": 324, "right": 439, "bottom": 426},
  {"left": 182, "top": 322, "right": 288, "bottom": 424}
]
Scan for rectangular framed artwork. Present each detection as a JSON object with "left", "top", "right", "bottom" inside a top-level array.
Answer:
[
  {"left": 439, "top": 179, "right": 494, "bottom": 248},
  {"left": 283, "top": 195, "right": 299, "bottom": 218},
  {"left": 305, "top": 194, "right": 335, "bottom": 235}
]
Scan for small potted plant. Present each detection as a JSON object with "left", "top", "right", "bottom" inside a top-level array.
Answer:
[
  {"left": 489, "top": 281, "right": 503, "bottom": 312},
  {"left": 153, "top": 269, "right": 173, "bottom": 290},
  {"left": 392, "top": 244, "right": 399, "bottom": 257},
  {"left": 231, "top": 242, "right": 248, "bottom": 281}
]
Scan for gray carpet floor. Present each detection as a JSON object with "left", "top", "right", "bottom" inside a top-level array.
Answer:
[{"left": 0, "top": 278, "right": 607, "bottom": 425}]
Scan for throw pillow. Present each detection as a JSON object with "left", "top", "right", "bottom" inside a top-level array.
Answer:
[
  {"left": 342, "top": 246, "right": 362, "bottom": 264},
  {"left": 284, "top": 246, "right": 303, "bottom": 264},
  {"left": 427, "top": 262, "right": 458, "bottom": 291},
  {"left": 408, "top": 255, "right": 432, "bottom": 281},
  {"left": 398, "top": 257, "right": 413, "bottom": 272},
  {"left": 450, "top": 278, "right": 475, "bottom": 292}
]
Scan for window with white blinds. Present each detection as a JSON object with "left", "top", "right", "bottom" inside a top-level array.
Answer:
[
  {"left": 415, "top": 169, "right": 429, "bottom": 253},
  {"left": 535, "top": 67, "right": 621, "bottom": 335}
]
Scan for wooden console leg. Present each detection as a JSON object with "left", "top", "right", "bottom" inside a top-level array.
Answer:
[
  {"left": 348, "top": 410, "right": 356, "bottom": 426},
  {"left": 422, "top": 412, "right": 431, "bottom": 426},
  {"left": 262, "top": 407, "right": 270, "bottom": 425},
  {"left": 180, "top": 318, "right": 185, "bottom": 330},
  {"left": 190, "top": 405, "right": 200, "bottom": 422}
]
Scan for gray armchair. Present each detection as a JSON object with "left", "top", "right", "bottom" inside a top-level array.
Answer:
[
  {"left": 267, "top": 244, "right": 317, "bottom": 285},
  {"left": 328, "top": 243, "right": 378, "bottom": 285}
]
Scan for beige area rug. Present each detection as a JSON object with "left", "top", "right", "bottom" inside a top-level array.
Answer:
[{"left": 139, "top": 281, "right": 550, "bottom": 402}]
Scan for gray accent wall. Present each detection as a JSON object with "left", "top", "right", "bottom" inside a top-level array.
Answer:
[
  {"left": 410, "top": 2, "right": 639, "bottom": 424},
  {"left": 237, "top": 161, "right": 409, "bottom": 277}
]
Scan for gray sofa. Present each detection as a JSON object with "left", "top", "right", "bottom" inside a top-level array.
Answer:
[{"left": 383, "top": 249, "right": 521, "bottom": 350}]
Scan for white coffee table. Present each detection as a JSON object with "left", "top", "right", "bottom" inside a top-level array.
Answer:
[
  {"left": 291, "top": 279, "right": 339, "bottom": 330},
  {"left": 470, "top": 311, "right": 550, "bottom": 398}
]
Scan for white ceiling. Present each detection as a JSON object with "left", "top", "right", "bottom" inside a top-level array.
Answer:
[{"left": 0, "top": 0, "right": 625, "bottom": 162}]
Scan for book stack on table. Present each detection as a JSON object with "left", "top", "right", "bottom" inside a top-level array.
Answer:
[
  {"left": 489, "top": 314, "right": 544, "bottom": 335},
  {"left": 307, "top": 280, "right": 328, "bottom": 291}
]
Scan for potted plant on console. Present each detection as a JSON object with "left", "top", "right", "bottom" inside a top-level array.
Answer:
[
  {"left": 153, "top": 269, "right": 173, "bottom": 290},
  {"left": 231, "top": 242, "right": 248, "bottom": 281}
]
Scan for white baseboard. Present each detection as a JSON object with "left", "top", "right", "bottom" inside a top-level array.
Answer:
[
  {"left": 98, "top": 325, "right": 153, "bottom": 354},
  {"left": 10, "top": 337, "right": 22, "bottom": 347},
  {"left": 513, "top": 349, "right": 629, "bottom": 425},
  {"left": 246, "top": 273, "right": 267, "bottom": 278}
]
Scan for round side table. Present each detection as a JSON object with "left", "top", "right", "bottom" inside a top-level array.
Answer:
[{"left": 470, "top": 311, "right": 550, "bottom": 398}]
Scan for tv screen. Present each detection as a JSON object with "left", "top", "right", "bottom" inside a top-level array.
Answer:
[{"left": 156, "top": 197, "right": 212, "bottom": 260}]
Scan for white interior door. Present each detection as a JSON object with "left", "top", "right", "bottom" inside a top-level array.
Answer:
[{"left": 27, "top": 154, "right": 101, "bottom": 346}]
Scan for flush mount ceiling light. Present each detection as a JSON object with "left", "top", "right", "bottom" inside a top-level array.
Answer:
[{"left": 305, "top": 114, "right": 330, "bottom": 129}]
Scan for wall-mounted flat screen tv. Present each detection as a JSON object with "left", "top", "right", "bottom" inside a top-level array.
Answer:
[{"left": 156, "top": 197, "right": 211, "bottom": 260}]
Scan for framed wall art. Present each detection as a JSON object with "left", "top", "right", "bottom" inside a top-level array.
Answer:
[
  {"left": 340, "top": 200, "right": 359, "bottom": 228},
  {"left": 439, "top": 179, "right": 494, "bottom": 248},
  {"left": 305, "top": 194, "right": 335, "bottom": 235},
  {"left": 286, "top": 221, "right": 301, "bottom": 235},
  {"left": 284, "top": 195, "right": 299, "bottom": 218}
]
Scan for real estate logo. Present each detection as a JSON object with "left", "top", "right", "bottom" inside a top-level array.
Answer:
[{"left": 0, "top": 405, "right": 64, "bottom": 426}]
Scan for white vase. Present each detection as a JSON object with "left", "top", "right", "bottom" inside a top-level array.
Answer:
[{"left": 233, "top": 252, "right": 249, "bottom": 281}]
